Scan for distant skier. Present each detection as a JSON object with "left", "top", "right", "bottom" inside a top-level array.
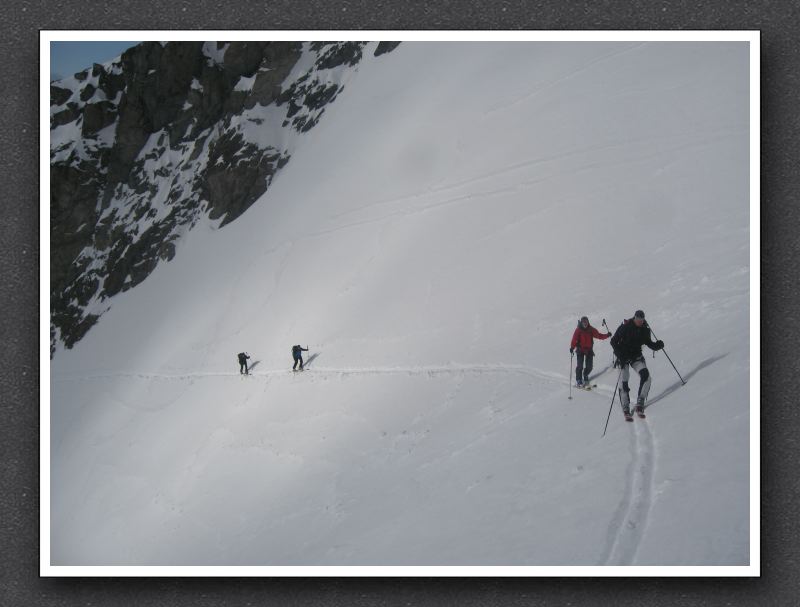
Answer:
[
  {"left": 610, "top": 310, "right": 664, "bottom": 418},
  {"left": 570, "top": 316, "right": 612, "bottom": 388},
  {"left": 292, "top": 345, "right": 309, "bottom": 371},
  {"left": 237, "top": 352, "right": 250, "bottom": 375}
]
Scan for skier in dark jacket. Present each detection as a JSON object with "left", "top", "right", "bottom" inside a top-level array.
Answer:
[
  {"left": 237, "top": 352, "right": 250, "bottom": 375},
  {"left": 610, "top": 310, "right": 664, "bottom": 417},
  {"left": 292, "top": 345, "right": 309, "bottom": 371},
  {"left": 570, "top": 316, "right": 612, "bottom": 388}
]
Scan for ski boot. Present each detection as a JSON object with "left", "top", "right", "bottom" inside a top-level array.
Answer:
[{"left": 621, "top": 390, "right": 633, "bottom": 422}]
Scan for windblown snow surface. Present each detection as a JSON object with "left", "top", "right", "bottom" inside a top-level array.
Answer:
[{"left": 49, "top": 41, "right": 753, "bottom": 568}]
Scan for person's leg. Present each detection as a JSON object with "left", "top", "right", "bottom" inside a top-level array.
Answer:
[
  {"left": 631, "top": 359, "right": 651, "bottom": 406},
  {"left": 576, "top": 351, "right": 585, "bottom": 385},
  {"left": 583, "top": 352, "right": 594, "bottom": 383},
  {"left": 620, "top": 364, "right": 631, "bottom": 412}
]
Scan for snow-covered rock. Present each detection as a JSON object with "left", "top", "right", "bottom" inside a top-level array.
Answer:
[{"left": 50, "top": 41, "right": 391, "bottom": 354}]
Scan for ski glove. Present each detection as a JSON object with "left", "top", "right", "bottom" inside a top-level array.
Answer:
[
  {"left": 570, "top": 347, "right": 574, "bottom": 354},
  {"left": 654, "top": 340, "right": 664, "bottom": 350}
]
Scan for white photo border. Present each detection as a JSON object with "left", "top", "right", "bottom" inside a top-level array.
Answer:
[{"left": 41, "top": 29, "right": 760, "bottom": 578}]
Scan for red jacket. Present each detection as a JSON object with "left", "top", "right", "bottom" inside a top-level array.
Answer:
[{"left": 571, "top": 324, "right": 610, "bottom": 354}]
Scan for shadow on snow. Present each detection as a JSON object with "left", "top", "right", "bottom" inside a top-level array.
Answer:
[{"left": 644, "top": 353, "right": 729, "bottom": 410}]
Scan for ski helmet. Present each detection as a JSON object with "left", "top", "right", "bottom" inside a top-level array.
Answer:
[{"left": 634, "top": 310, "right": 645, "bottom": 319}]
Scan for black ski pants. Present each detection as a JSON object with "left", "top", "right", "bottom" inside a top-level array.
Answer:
[
  {"left": 293, "top": 355, "right": 303, "bottom": 370},
  {"left": 240, "top": 360, "right": 248, "bottom": 374},
  {"left": 576, "top": 350, "right": 593, "bottom": 383}
]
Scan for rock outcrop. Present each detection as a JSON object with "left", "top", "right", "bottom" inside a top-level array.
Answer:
[{"left": 50, "top": 41, "right": 399, "bottom": 355}]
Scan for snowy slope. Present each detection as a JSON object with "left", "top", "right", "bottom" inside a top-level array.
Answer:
[{"left": 49, "top": 41, "right": 752, "bottom": 568}]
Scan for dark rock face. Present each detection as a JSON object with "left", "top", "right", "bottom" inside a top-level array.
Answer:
[
  {"left": 50, "top": 41, "right": 401, "bottom": 356},
  {"left": 374, "top": 42, "right": 401, "bottom": 57},
  {"left": 311, "top": 41, "right": 365, "bottom": 69}
]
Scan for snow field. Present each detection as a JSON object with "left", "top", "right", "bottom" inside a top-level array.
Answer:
[{"left": 50, "top": 40, "right": 751, "bottom": 567}]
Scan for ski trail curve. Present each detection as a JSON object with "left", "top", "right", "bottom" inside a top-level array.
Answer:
[{"left": 600, "top": 417, "right": 656, "bottom": 566}]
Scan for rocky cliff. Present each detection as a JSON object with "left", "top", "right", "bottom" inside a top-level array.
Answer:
[{"left": 50, "top": 41, "right": 400, "bottom": 356}]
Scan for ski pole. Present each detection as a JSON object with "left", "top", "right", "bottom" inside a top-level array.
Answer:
[
  {"left": 602, "top": 367, "right": 624, "bottom": 437},
  {"left": 648, "top": 326, "right": 686, "bottom": 385},
  {"left": 568, "top": 351, "right": 574, "bottom": 400}
]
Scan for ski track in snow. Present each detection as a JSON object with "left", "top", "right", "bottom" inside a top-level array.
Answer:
[
  {"left": 484, "top": 42, "right": 649, "bottom": 115},
  {"left": 597, "top": 355, "right": 729, "bottom": 564},
  {"left": 600, "top": 411, "right": 656, "bottom": 566},
  {"left": 52, "top": 363, "right": 572, "bottom": 385},
  {"left": 318, "top": 128, "right": 740, "bottom": 241}
]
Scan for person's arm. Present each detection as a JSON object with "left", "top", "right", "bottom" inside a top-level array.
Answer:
[
  {"left": 592, "top": 327, "right": 610, "bottom": 340},
  {"left": 610, "top": 325, "right": 622, "bottom": 349},
  {"left": 644, "top": 329, "right": 664, "bottom": 351},
  {"left": 610, "top": 324, "right": 626, "bottom": 361}
]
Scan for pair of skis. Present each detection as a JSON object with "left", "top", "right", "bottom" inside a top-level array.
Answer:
[
  {"left": 624, "top": 404, "right": 647, "bottom": 422},
  {"left": 574, "top": 381, "right": 648, "bottom": 423}
]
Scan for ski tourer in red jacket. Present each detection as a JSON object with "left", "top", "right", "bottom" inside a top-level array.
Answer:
[
  {"left": 571, "top": 317, "right": 611, "bottom": 355},
  {"left": 570, "top": 316, "right": 611, "bottom": 387}
]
